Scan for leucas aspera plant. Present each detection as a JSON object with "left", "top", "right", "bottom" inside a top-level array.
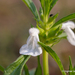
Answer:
[{"left": 0, "top": 0, "right": 75, "bottom": 75}]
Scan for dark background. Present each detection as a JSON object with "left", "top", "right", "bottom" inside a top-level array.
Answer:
[{"left": 0, "top": 0, "right": 75, "bottom": 75}]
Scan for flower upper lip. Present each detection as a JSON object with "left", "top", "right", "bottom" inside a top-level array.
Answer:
[{"left": 62, "top": 21, "right": 75, "bottom": 31}]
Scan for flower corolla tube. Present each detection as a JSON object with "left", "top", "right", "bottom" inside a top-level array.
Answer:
[
  {"left": 62, "top": 21, "right": 75, "bottom": 45},
  {"left": 19, "top": 28, "right": 42, "bottom": 56}
]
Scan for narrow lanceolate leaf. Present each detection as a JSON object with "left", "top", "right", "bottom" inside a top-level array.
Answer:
[
  {"left": 34, "top": 56, "right": 42, "bottom": 75},
  {"left": 53, "top": 13, "right": 75, "bottom": 27},
  {"left": 69, "top": 56, "right": 75, "bottom": 75},
  {"left": 0, "top": 65, "right": 4, "bottom": 72},
  {"left": 38, "top": 42, "right": 66, "bottom": 75},
  {"left": 23, "top": 0, "right": 40, "bottom": 21},
  {"left": 4, "top": 55, "right": 30, "bottom": 75},
  {"left": 50, "top": 0, "right": 58, "bottom": 12},
  {"left": 40, "top": 0, "right": 52, "bottom": 17},
  {"left": 24, "top": 64, "right": 29, "bottom": 75},
  {"left": 34, "top": 65, "right": 42, "bottom": 75},
  {"left": 39, "top": 0, "right": 44, "bottom": 11}
]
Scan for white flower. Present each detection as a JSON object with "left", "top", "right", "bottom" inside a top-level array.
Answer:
[
  {"left": 19, "top": 28, "right": 42, "bottom": 56},
  {"left": 62, "top": 21, "right": 75, "bottom": 45}
]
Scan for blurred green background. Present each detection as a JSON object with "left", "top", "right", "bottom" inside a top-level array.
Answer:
[{"left": 0, "top": 0, "right": 75, "bottom": 75}]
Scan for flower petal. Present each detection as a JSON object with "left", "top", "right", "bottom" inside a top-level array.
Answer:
[
  {"left": 67, "top": 36, "right": 75, "bottom": 46},
  {"left": 62, "top": 21, "right": 75, "bottom": 46},
  {"left": 19, "top": 44, "right": 42, "bottom": 56},
  {"left": 19, "top": 28, "right": 42, "bottom": 56},
  {"left": 62, "top": 21, "right": 75, "bottom": 29}
]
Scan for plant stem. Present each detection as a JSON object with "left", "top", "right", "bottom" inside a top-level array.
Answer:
[
  {"left": 43, "top": 49, "right": 49, "bottom": 75},
  {"left": 43, "top": 8, "right": 49, "bottom": 75}
]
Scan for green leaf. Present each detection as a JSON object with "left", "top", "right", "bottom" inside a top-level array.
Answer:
[
  {"left": 48, "top": 26, "right": 60, "bottom": 38},
  {"left": 40, "top": 0, "right": 52, "bottom": 17},
  {"left": 46, "top": 14, "right": 58, "bottom": 29},
  {"left": 53, "top": 13, "right": 75, "bottom": 27},
  {"left": 40, "top": 0, "right": 58, "bottom": 17},
  {"left": 69, "top": 56, "right": 75, "bottom": 75},
  {"left": 73, "top": 66, "right": 75, "bottom": 71},
  {"left": 57, "top": 30, "right": 63, "bottom": 36},
  {"left": 38, "top": 42, "right": 66, "bottom": 75},
  {"left": 4, "top": 55, "right": 30, "bottom": 75},
  {"left": 0, "top": 65, "right": 4, "bottom": 72},
  {"left": 37, "top": 25, "right": 46, "bottom": 42},
  {"left": 24, "top": 64, "right": 29, "bottom": 75},
  {"left": 47, "top": 14, "right": 58, "bottom": 24},
  {"left": 34, "top": 66, "right": 42, "bottom": 75},
  {"left": 39, "top": 7, "right": 44, "bottom": 20},
  {"left": 37, "top": 25, "right": 45, "bottom": 35},
  {"left": 34, "top": 56, "right": 42, "bottom": 75},
  {"left": 50, "top": 0, "right": 58, "bottom": 12},
  {"left": 73, "top": 66, "right": 75, "bottom": 75},
  {"left": 69, "top": 56, "right": 73, "bottom": 70},
  {"left": 23, "top": 0, "right": 40, "bottom": 21},
  {"left": 39, "top": 0, "right": 44, "bottom": 11}
]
